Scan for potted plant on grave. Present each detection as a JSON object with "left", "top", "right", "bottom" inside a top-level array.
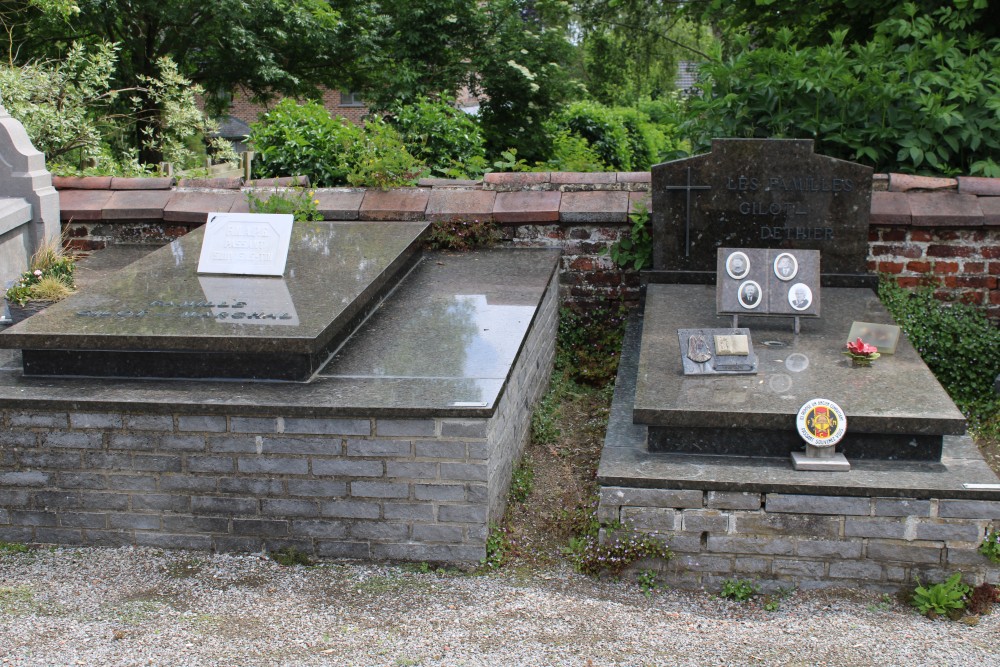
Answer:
[{"left": 3, "top": 238, "right": 76, "bottom": 324}]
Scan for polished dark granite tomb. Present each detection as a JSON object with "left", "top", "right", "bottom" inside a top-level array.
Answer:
[
  {"left": 0, "top": 221, "right": 428, "bottom": 381},
  {"left": 0, "top": 246, "right": 560, "bottom": 416},
  {"left": 599, "top": 311, "right": 998, "bottom": 499},
  {"left": 635, "top": 284, "right": 966, "bottom": 461}
]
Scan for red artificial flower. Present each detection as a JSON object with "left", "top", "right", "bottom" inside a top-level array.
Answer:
[{"left": 845, "top": 337, "right": 878, "bottom": 356}]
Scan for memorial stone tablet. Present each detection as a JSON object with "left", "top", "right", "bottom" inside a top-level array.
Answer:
[
  {"left": 651, "top": 139, "right": 873, "bottom": 280},
  {"left": 197, "top": 212, "right": 294, "bottom": 276}
]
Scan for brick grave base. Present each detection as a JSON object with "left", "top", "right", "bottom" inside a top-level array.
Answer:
[
  {"left": 597, "top": 313, "right": 1000, "bottom": 591},
  {"left": 0, "top": 259, "right": 558, "bottom": 563}
]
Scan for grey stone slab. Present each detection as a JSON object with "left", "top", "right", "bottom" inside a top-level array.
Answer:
[
  {"left": 635, "top": 284, "right": 965, "bottom": 446},
  {"left": 651, "top": 138, "right": 873, "bottom": 277},
  {"left": 3, "top": 221, "right": 429, "bottom": 381},
  {"left": 0, "top": 248, "right": 560, "bottom": 417},
  {"left": 597, "top": 312, "right": 1000, "bottom": 500}
]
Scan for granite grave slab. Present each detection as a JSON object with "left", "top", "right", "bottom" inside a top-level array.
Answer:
[
  {"left": 651, "top": 139, "right": 873, "bottom": 283},
  {"left": 634, "top": 284, "right": 966, "bottom": 460},
  {"left": 0, "top": 221, "right": 428, "bottom": 381}
]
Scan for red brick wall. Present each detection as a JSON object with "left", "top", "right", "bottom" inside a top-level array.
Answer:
[
  {"left": 869, "top": 226, "right": 1000, "bottom": 319},
  {"left": 224, "top": 88, "right": 369, "bottom": 126}
]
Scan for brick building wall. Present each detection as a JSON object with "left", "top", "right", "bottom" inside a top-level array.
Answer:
[{"left": 223, "top": 88, "right": 369, "bottom": 127}]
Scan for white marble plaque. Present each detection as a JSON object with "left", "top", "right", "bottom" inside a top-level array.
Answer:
[{"left": 197, "top": 212, "right": 293, "bottom": 276}]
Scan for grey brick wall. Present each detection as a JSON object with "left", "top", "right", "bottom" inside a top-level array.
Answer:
[
  {"left": 599, "top": 486, "right": 1000, "bottom": 591},
  {"left": 0, "top": 273, "right": 557, "bottom": 564}
]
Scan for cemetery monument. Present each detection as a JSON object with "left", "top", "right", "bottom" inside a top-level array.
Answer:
[{"left": 598, "top": 139, "right": 1000, "bottom": 589}]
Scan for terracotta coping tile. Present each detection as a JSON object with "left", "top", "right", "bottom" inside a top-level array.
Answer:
[
  {"left": 425, "top": 188, "right": 496, "bottom": 222},
  {"left": 176, "top": 177, "right": 243, "bottom": 189},
  {"left": 907, "top": 192, "right": 983, "bottom": 226},
  {"left": 229, "top": 194, "right": 251, "bottom": 213},
  {"left": 617, "top": 172, "right": 651, "bottom": 183},
  {"left": 163, "top": 192, "right": 239, "bottom": 223},
  {"left": 359, "top": 188, "right": 430, "bottom": 221},
  {"left": 628, "top": 191, "right": 652, "bottom": 215},
  {"left": 957, "top": 176, "right": 1000, "bottom": 197},
  {"left": 102, "top": 190, "right": 173, "bottom": 220},
  {"left": 559, "top": 190, "right": 629, "bottom": 223},
  {"left": 979, "top": 197, "right": 1000, "bottom": 226},
  {"left": 483, "top": 172, "right": 550, "bottom": 187},
  {"left": 550, "top": 171, "right": 617, "bottom": 185},
  {"left": 869, "top": 191, "right": 912, "bottom": 226},
  {"left": 887, "top": 174, "right": 957, "bottom": 192},
  {"left": 314, "top": 190, "right": 365, "bottom": 220},
  {"left": 52, "top": 176, "right": 112, "bottom": 190},
  {"left": 493, "top": 190, "right": 561, "bottom": 223},
  {"left": 109, "top": 177, "right": 175, "bottom": 190},
  {"left": 58, "top": 190, "right": 114, "bottom": 220},
  {"left": 417, "top": 178, "right": 482, "bottom": 188}
]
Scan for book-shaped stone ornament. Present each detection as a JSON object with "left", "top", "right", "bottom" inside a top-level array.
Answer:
[
  {"left": 717, "top": 248, "right": 821, "bottom": 318},
  {"left": 677, "top": 328, "right": 757, "bottom": 375}
]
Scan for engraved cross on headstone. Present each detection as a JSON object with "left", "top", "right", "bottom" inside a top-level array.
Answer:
[{"left": 663, "top": 167, "right": 711, "bottom": 257}]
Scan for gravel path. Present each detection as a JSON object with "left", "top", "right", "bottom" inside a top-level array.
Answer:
[{"left": 1, "top": 546, "right": 998, "bottom": 666}]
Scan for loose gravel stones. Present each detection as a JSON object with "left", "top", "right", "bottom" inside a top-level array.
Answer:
[{"left": 0, "top": 546, "right": 998, "bottom": 666}]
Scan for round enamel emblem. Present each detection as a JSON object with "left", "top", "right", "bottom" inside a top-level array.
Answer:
[{"left": 796, "top": 398, "right": 847, "bottom": 448}]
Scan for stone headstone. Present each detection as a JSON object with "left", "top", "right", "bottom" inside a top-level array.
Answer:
[{"left": 651, "top": 139, "right": 873, "bottom": 280}]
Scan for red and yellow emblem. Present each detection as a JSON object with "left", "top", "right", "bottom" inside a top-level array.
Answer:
[{"left": 796, "top": 399, "right": 847, "bottom": 447}]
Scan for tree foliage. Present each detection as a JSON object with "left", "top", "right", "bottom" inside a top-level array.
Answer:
[
  {"left": 0, "top": 41, "right": 233, "bottom": 174},
  {"left": 684, "top": 2, "right": 1000, "bottom": 176},
  {"left": 695, "top": 0, "right": 1000, "bottom": 48},
  {"left": 575, "top": 0, "right": 714, "bottom": 106}
]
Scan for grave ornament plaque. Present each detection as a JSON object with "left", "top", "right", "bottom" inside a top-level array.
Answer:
[
  {"left": 197, "top": 212, "right": 294, "bottom": 276},
  {"left": 677, "top": 327, "right": 757, "bottom": 375}
]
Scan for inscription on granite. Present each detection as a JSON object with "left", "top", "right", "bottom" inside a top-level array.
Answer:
[
  {"left": 197, "top": 212, "right": 294, "bottom": 276},
  {"left": 651, "top": 139, "right": 873, "bottom": 276}
]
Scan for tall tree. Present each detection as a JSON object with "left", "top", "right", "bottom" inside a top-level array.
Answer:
[
  {"left": 474, "top": 0, "right": 581, "bottom": 162},
  {"left": 575, "top": 0, "right": 715, "bottom": 106},
  {"left": 1, "top": 0, "right": 359, "bottom": 161}
]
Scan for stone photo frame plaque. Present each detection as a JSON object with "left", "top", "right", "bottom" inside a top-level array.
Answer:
[{"left": 717, "top": 248, "right": 821, "bottom": 318}]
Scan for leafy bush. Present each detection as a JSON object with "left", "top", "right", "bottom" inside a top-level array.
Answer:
[
  {"left": 388, "top": 96, "right": 487, "bottom": 178},
  {"left": 246, "top": 188, "right": 322, "bottom": 222},
  {"left": 911, "top": 572, "right": 970, "bottom": 618},
  {"left": 249, "top": 99, "right": 358, "bottom": 186},
  {"left": 878, "top": 279, "right": 1000, "bottom": 427},
  {"left": 685, "top": 3, "right": 1000, "bottom": 176},
  {"left": 250, "top": 102, "right": 427, "bottom": 188},
  {"left": 342, "top": 116, "right": 428, "bottom": 189},
  {"left": 551, "top": 101, "right": 632, "bottom": 171}
]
